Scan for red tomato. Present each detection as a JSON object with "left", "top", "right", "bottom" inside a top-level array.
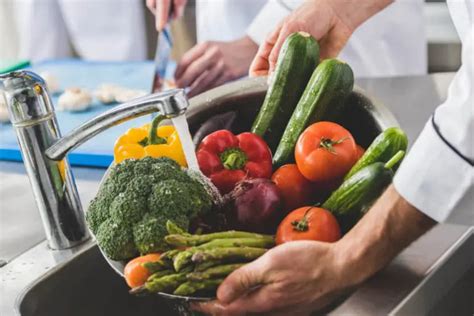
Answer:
[
  {"left": 124, "top": 253, "right": 161, "bottom": 288},
  {"left": 276, "top": 207, "right": 341, "bottom": 245},
  {"left": 355, "top": 144, "right": 365, "bottom": 160},
  {"left": 295, "top": 122, "right": 357, "bottom": 182},
  {"left": 272, "top": 164, "right": 314, "bottom": 213}
]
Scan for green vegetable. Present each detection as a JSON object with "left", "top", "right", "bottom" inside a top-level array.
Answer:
[
  {"left": 273, "top": 59, "right": 354, "bottom": 167},
  {"left": 323, "top": 151, "right": 405, "bottom": 233},
  {"left": 191, "top": 247, "right": 267, "bottom": 265},
  {"left": 187, "top": 263, "right": 244, "bottom": 281},
  {"left": 345, "top": 127, "right": 408, "bottom": 179},
  {"left": 165, "top": 231, "right": 272, "bottom": 247},
  {"left": 144, "top": 272, "right": 188, "bottom": 293},
  {"left": 86, "top": 157, "right": 214, "bottom": 260},
  {"left": 196, "top": 237, "right": 275, "bottom": 249},
  {"left": 173, "top": 278, "right": 224, "bottom": 296},
  {"left": 251, "top": 32, "right": 320, "bottom": 151}
]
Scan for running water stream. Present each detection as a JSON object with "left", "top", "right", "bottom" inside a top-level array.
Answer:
[{"left": 171, "top": 114, "right": 200, "bottom": 171}]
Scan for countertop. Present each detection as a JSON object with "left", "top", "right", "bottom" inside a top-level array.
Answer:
[{"left": 1, "top": 72, "right": 473, "bottom": 315}]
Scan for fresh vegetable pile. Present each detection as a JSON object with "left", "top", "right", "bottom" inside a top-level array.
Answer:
[
  {"left": 126, "top": 221, "right": 273, "bottom": 297},
  {"left": 87, "top": 31, "right": 410, "bottom": 299}
]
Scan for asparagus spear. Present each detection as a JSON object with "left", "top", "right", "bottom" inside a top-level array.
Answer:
[
  {"left": 145, "top": 272, "right": 188, "bottom": 293},
  {"left": 165, "top": 231, "right": 273, "bottom": 247},
  {"left": 191, "top": 247, "right": 266, "bottom": 271},
  {"left": 196, "top": 237, "right": 274, "bottom": 249},
  {"left": 187, "top": 263, "right": 244, "bottom": 281},
  {"left": 173, "top": 249, "right": 198, "bottom": 272},
  {"left": 142, "top": 259, "right": 171, "bottom": 273},
  {"left": 147, "top": 269, "right": 175, "bottom": 281},
  {"left": 166, "top": 220, "right": 190, "bottom": 235},
  {"left": 173, "top": 278, "right": 224, "bottom": 296},
  {"left": 160, "top": 249, "right": 181, "bottom": 262}
]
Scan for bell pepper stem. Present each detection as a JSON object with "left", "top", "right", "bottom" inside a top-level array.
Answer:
[
  {"left": 148, "top": 115, "right": 168, "bottom": 145},
  {"left": 220, "top": 148, "right": 247, "bottom": 170}
]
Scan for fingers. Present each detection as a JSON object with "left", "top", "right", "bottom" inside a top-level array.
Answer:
[
  {"left": 268, "top": 26, "right": 293, "bottom": 73},
  {"left": 146, "top": 0, "right": 156, "bottom": 13},
  {"left": 249, "top": 23, "right": 282, "bottom": 77},
  {"left": 174, "top": 42, "right": 208, "bottom": 79},
  {"left": 156, "top": 0, "right": 171, "bottom": 31},
  {"left": 187, "top": 61, "right": 225, "bottom": 97},
  {"left": 175, "top": 45, "right": 220, "bottom": 88},
  {"left": 216, "top": 258, "right": 268, "bottom": 304},
  {"left": 173, "top": 0, "right": 187, "bottom": 19}
]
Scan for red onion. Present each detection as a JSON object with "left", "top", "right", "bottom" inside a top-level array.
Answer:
[{"left": 224, "top": 178, "right": 284, "bottom": 234}]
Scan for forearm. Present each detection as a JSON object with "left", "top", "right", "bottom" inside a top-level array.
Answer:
[{"left": 335, "top": 184, "right": 436, "bottom": 286}]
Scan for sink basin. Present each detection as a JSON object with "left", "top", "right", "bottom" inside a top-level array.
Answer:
[
  {"left": 16, "top": 76, "right": 398, "bottom": 316},
  {"left": 17, "top": 245, "right": 174, "bottom": 316}
]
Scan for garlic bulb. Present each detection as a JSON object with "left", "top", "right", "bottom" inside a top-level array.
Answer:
[
  {"left": 94, "top": 84, "right": 121, "bottom": 104},
  {"left": 57, "top": 88, "right": 92, "bottom": 112}
]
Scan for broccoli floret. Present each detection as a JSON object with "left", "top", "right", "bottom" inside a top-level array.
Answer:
[
  {"left": 86, "top": 156, "right": 214, "bottom": 260},
  {"left": 109, "top": 191, "right": 147, "bottom": 224},
  {"left": 148, "top": 179, "right": 194, "bottom": 217},
  {"left": 96, "top": 219, "right": 138, "bottom": 260},
  {"left": 86, "top": 195, "right": 110, "bottom": 234},
  {"left": 133, "top": 214, "right": 189, "bottom": 254}
]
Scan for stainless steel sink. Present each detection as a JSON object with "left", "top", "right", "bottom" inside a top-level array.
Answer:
[
  {"left": 17, "top": 244, "right": 174, "bottom": 316},
  {"left": 14, "top": 76, "right": 399, "bottom": 316}
]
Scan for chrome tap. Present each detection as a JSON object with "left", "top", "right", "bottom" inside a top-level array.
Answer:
[{"left": 0, "top": 71, "right": 189, "bottom": 250}]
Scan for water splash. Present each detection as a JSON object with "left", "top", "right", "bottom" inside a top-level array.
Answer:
[{"left": 171, "top": 114, "right": 200, "bottom": 171}]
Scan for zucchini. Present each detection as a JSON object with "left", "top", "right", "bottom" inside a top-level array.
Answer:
[
  {"left": 251, "top": 32, "right": 320, "bottom": 152},
  {"left": 273, "top": 59, "right": 354, "bottom": 167},
  {"left": 323, "top": 151, "right": 405, "bottom": 233},
  {"left": 345, "top": 127, "right": 408, "bottom": 180}
]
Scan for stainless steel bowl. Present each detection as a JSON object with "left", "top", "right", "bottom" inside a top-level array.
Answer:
[{"left": 97, "top": 76, "right": 400, "bottom": 315}]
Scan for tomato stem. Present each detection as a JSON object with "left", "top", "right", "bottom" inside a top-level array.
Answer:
[
  {"left": 319, "top": 137, "right": 347, "bottom": 154},
  {"left": 291, "top": 208, "right": 312, "bottom": 232},
  {"left": 220, "top": 148, "right": 247, "bottom": 170}
]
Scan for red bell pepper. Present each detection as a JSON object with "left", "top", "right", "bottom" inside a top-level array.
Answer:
[{"left": 196, "top": 130, "right": 273, "bottom": 194}]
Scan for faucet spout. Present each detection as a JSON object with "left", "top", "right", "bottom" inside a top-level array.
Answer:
[{"left": 46, "top": 88, "right": 188, "bottom": 161}]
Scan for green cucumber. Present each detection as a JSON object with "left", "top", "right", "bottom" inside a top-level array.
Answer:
[
  {"left": 251, "top": 32, "right": 320, "bottom": 152},
  {"left": 345, "top": 127, "right": 408, "bottom": 180},
  {"left": 323, "top": 151, "right": 405, "bottom": 233},
  {"left": 273, "top": 59, "right": 354, "bottom": 167}
]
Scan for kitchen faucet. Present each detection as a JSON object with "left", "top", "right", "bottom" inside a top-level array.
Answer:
[{"left": 0, "top": 71, "right": 189, "bottom": 250}]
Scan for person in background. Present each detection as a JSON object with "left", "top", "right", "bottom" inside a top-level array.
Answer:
[
  {"left": 1, "top": 0, "right": 146, "bottom": 62},
  {"left": 148, "top": 0, "right": 426, "bottom": 97},
  {"left": 193, "top": 0, "right": 473, "bottom": 314}
]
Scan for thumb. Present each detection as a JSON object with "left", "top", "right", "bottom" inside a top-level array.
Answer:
[{"left": 216, "top": 258, "right": 268, "bottom": 304}]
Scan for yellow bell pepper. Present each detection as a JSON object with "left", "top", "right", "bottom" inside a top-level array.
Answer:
[{"left": 114, "top": 115, "right": 187, "bottom": 166}]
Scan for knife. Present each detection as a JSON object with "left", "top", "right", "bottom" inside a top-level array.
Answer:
[{"left": 151, "top": 4, "right": 174, "bottom": 93}]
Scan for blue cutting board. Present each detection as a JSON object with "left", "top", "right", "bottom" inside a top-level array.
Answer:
[{"left": 0, "top": 59, "right": 175, "bottom": 168}]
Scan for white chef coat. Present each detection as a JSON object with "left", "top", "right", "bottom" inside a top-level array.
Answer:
[
  {"left": 8, "top": 0, "right": 146, "bottom": 62},
  {"left": 246, "top": 0, "right": 427, "bottom": 78},
  {"left": 394, "top": 0, "right": 473, "bottom": 224},
  {"left": 195, "top": 0, "right": 267, "bottom": 43}
]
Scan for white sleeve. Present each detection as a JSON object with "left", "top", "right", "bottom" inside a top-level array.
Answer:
[
  {"left": 393, "top": 26, "right": 473, "bottom": 223},
  {"left": 246, "top": 0, "right": 303, "bottom": 45}
]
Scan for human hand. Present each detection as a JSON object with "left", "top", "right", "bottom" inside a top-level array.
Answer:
[
  {"left": 146, "top": 0, "right": 187, "bottom": 31},
  {"left": 193, "top": 241, "right": 351, "bottom": 315},
  {"left": 250, "top": 0, "right": 392, "bottom": 76},
  {"left": 175, "top": 36, "right": 258, "bottom": 97}
]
